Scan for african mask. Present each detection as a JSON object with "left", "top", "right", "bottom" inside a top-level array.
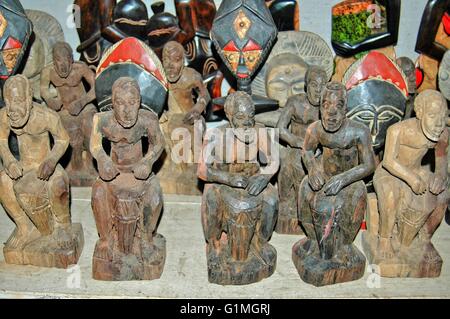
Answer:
[
  {"left": 0, "top": 0, "right": 32, "bottom": 80},
  {"left": 439, "top": 50, "right": 450, "bottom": 100},
  {"left": 95, "top": 38, "right": 168, "bottom": 116},
  {"left": 251, "top": 31, "right": 333, "bottom": 105},
  {"left": 344, "top": 51, "right": 408, "bottom": 151},
  {"left": 211, "top": 0, "right": 278, "bottom": 91}
]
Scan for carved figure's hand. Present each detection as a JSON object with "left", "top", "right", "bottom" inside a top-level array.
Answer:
[
  {"left": 323, "top": 174, "right": 346, "bottom": 196},
  {"left": 98, "top": 156, "right": 119, "bottom": 181},
  {"left": 410, "top": 175, "right": 428, "bottom": 195},
  {"left": 246, "top": 175, "right": 269, "bottom": 196},
  {"left": 229, "top": 174, "right": 249, "bottom": 189},
  {"left": 183, "top": 110, "right": 201, "bottom": 125},
  {"left": 5, "top": 160, "right": 23, "bottom": 180},
  {"left": 38, "top": 158, "right": 57, "bottom": 181},
  {"left": 133, "top": 162, "right": 152, "bottom": 180},
  {"left": 429, "top": 175, "right": 447, "bottom": 195},
  {"left": 308, "top": 170, "right": 326, "bottom": 191}
]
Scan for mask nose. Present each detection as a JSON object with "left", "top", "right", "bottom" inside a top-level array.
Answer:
[{"left": 236, "top": 55, "right": 249, "bottom": 77}]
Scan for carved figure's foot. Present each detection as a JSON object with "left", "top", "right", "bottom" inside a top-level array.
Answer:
[
  {"left": 5, "top": 225, "right": 40, "bottom": 250},
  {"left": 375, "top": 237, "right": 395, "bottom": 261}
]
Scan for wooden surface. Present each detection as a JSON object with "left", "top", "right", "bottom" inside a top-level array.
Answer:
[{"left": 0, "top": 187, "right": 450, "bottom": 298}]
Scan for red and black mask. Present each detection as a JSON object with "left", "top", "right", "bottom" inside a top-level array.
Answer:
[
  {"left": 0, "top": 0, "right": 32, "bottom": 81},
  {"left": 211, "top": 0, "right": 277, "bottom": 84}
]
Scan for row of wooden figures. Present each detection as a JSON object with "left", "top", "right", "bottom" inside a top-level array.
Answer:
[{"left": 0, "top": 70, "right": 447, "bottom": 286}]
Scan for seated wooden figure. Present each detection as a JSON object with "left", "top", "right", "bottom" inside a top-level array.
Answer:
[
  {"left": 0, "top": 75, "right": 83, "bottom": 268},
  {"left": 158, "top": 41, "right": 211, "bottom": 195},
  {"left": 90, "top": 77, "right": 166, "bottom": 281},
  {"left": 293, "top": 82, "right": 376, "bottom": 286},
  {"left": 198, "top": 91, "right": 279, "bottom": 285},
  {"left": 276, "top": 66, "right": 328, "bottom": 234},
  {"left": 41, "top": 42, "right": 97, "bottom": 187},
  {"left": 362, "top": 90, "right": 448, "bottom": 278}
]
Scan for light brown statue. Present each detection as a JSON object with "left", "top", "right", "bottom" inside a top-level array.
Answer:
[
  {"left": 158, "top": 40, "right": 211, "bottom": 195},
  {"left": 90, "top": 77, "right": 166, "bottom": 281},
  {"left": 276, "top": 66, "right": 328, "bottom": 234},
  {"left": 198, "top": 91, "right": 279, "bottom": 285},
  {"left": 363, "top": 90, "right": 448, "bottom": 278},
  {"left": 40, "top": 41, "right": 97, "bottom": 186},
  {"left": 0, "top": 75, "right": 83, "bottom": 268}
]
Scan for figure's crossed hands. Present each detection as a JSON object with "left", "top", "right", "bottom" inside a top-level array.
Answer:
[{"left": 6, "top": 160, "right": 23, "bottom": 180}]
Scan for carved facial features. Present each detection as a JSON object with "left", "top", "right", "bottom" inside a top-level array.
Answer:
[
  {"left": 163, "top": 41, "right": 184, "bottom": 83},
  {"left": 265, "top": 53, "right": 307, "bottom": 107},
  {"left": 112, "top": 83, "right": 141, "bottom": 129},
  {"left": 416, "top": 94, "right": 447, "bottom": 142},
  {"left": 347, "top": 104, "right": 403, "bottom": 149},
  {"left": 223, "top": 39, "right": 262, "bottom": 79},
  {"left": 320, "top": 84, "right": 347, "bottom": 133},
  {"left": 225, "top": 92, "right": 256, "bottom": 143},
  {"left": 53, "top": 46, "right": 73, "bottom": 79},
  {"left": 4, "top": 76, "right": 32, "bottom": 129},
  {"left": 306, "top": 68, "right": 328, "bottom": 106}
]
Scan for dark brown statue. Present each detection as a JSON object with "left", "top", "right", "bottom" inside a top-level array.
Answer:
[
  {"left": 363, "top": 90, "right": 448, "bottom": 278},
  {"left": 198, "top": 91, "right": 279, "bottom": 285},
  {"left": 0, "top": 75, "right": 83, "bottom": 268},
  {"left": 158, "top": 41, "right": 210, "bottom": 195},
  {"left": 276, "top": 66, "right": 327, "bottom": 234},
  {"left": 41, "top": 41, "right": 97, "bottom": 186},
  {"left": 90, "top": 77, "right": 166, "bottom": 281},
  {"left": 293, "top": 82, "right": 376, "bottom": 286}
]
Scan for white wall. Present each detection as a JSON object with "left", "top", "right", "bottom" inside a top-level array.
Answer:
[{"left": 19, "top": 0, "right": 428, "bottom": 60}]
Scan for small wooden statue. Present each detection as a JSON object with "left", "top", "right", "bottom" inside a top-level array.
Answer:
[
  {"left": 158, "top": 41, "right": 210, "bottom": 195},
  {"left": 293, "top": 81, "right": 376, "bottom": 286},
  {"left": 276, "top": 66, "right": 328, "bottom": 234},
  {"left": 362, "top": 90, "right": 448, "bottom": 278},
  {"left": 198, "top": 91, "right": 279, "bottom": 285},
  {"left": 41, "top": 41, "right": 97, "bottom": 187},
  {"left": 0, "top": 75, "right": 83, "bottom": 268},
  {"left": 90, "top": 77, "right": 166, "bottom": 281}
]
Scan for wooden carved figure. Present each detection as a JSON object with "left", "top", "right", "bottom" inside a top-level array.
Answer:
[
  {"left": 22, "top": 10, "right": 65, "bottom": 102},
  {"left": 158, "top": 41, "right": 210, "bottom": 195},
  {"left": 198, "top": 91, "right": 279, "bottom": 285},
  {"left": 251, "top": 31, "right": 333, "bottom": 127},
  {"left": 41, "top": 41, "right": 97, "bottom": 187},
  {"left": 362, "top": 90, "right": 448, "bottom": 278},
  {"left": 90, "top": 77, "right": 166, "bottom": 281},
  {"left": 0, "top": 75, "right": 83, "bottom": 268},
  {"left": 276, "top": 66, "right": 328, "bottom": 234},
  {"left": 293, "top": 82, "right": 376, "bottom": 286}
]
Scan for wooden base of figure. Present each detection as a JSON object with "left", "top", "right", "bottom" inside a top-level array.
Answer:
[
  {"left": 3, "top": 223, "right": 84, "bottom": 269},
  {"left": 92, "top": 233, "right": 166, "bottom": 281},
  {"left": 292, "top": 238, "right": 366, "bottom": 287},
  {"left": 362, "top": 232, "right": 442, "bottom": 278},
  {"left": 362, "top": 193, "right": 443, "bottom": 278},
  {"left": 275, "top": 201, "right": 303, "bottom": 235},
  {"left": 206, "top": 236, "right": 277, "bottom": 286}
]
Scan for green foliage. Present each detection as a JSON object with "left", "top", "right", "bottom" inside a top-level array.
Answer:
[{"left": 332, "top": 11, "right": 373, "bottom": 45}]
